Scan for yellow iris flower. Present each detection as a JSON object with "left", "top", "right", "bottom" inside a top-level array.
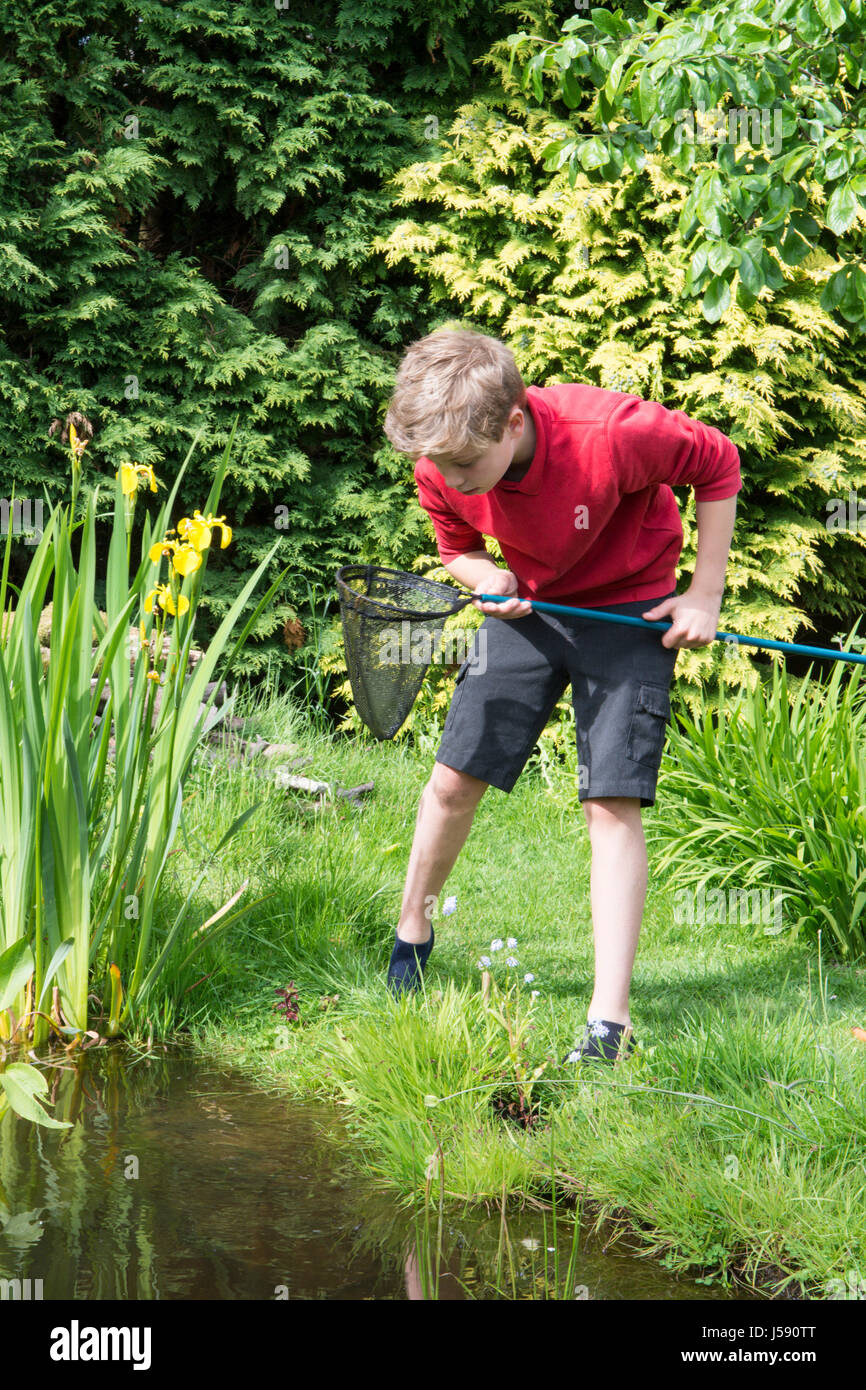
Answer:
[
  {"left": 177, "top": 510, "right": 232, "bottom": 551},
  {"left": 67, "top": 421, "right": 88, "bottom": 461},
  {"left": 144, "top": 584, "right": 189, "bottom": 618},
  {"left": 147, "top": 506, "right": 231, "bottom": 610},
  {"left": 119, "top": 463, "right": 159, "bottom": 496},
  {"left": 148, "top": 534, "right": 202, "bottom": 576},
  {"left": 171, "top": 544, "right": 201, "bottom": 576}
]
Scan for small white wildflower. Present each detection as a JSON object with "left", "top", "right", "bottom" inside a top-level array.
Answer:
[
  {"left": 506, "top": 937, "right": 517, "bottom": 948},
  {"left": 490, "top": 938, "right": 504, "bottom": 951},
  {"left": 506, "top": 956, "right": 518, "bottom": 967},
  {"left": 478, "top": 956, "right": 492, "bottom": 968},
  {"left": 524, "top": 973, "right": 535, "bottom": 983},
  {"left": 531, "top": 991, "right": 540, "bottom": 998},
  {"left": 442, "top": 896, "right": 458, "bottom": 916}
]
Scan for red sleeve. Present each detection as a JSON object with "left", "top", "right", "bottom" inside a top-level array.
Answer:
[
  {"left": 414, "top": 462, "right": 487, "bottom": 562},
  {"left": 605, "top": 396, "right": 742, "bottom": 502}
]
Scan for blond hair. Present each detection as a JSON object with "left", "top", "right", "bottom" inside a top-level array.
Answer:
[{"left": 383, "top": 328, "right": 527, "bottom": 463}]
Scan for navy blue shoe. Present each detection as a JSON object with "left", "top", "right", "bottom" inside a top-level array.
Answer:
[
  {"left": 561, "top": 1017, "right": 636, "bottom": 1066},
  {"left": 386, "top": 925, "right": 435, "bottom": 997}
]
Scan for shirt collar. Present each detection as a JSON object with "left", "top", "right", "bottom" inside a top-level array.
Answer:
[{"left": 493, "top": 386, "right": 546, "bottom": 495}]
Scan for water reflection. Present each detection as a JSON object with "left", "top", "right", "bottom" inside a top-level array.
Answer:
[
  {"left": 0, "top": 1044, "right": 759, "bottom": 1300},
  {"left": 405, "top": 1243, "right": 466, "bottom": 1300}
]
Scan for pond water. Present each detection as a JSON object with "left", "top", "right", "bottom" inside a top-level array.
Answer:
[{"left": 0, "top": 1044, "right": 764, "bottom": 1301}]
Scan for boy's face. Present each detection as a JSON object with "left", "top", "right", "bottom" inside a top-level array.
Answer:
[{"left": 426, "top": 404, "right": 534, "bottom": 495}]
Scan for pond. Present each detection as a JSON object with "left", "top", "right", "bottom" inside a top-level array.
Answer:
[{"left": 0, "top": 1044, "right": 764, "bottom": 1301}]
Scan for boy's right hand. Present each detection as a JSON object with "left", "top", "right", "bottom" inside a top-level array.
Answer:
[{"left": 471, "top": 569, "right": 533, "bottom": 619}]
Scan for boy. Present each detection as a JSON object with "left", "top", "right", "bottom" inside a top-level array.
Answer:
[{"left": 381, "top": 328, "right": 740, "bottom": 1064}]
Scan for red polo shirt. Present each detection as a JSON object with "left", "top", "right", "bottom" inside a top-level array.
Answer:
[{"left": 413, "top": 383, "right": 742, "bottom": 607}]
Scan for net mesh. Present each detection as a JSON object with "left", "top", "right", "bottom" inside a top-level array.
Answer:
[{"left": 335, "top": 565, "right": 471, "bottom": 740}]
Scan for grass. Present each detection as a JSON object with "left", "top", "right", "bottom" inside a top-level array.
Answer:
[
  {"left": 157, "top": 683, "right": 866, "bottom": 1301},
  {"left": 646, "top": 657, "right": 866, "bottom": 961}
]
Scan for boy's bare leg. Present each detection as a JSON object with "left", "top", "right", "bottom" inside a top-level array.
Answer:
[
  {"left": 396, "top": 761, "right": 488, "bottom": 943},
  {"left": 582, "top": 796, "right": 646, "bottom": 1030}
]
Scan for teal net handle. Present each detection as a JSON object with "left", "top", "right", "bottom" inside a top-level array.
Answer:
[{"left": 473, "top": 593, "right": 866, "bottom": 668}]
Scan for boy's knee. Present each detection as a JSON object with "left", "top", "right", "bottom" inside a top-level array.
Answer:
[
  {"left": 428, "top": 761, "right": 488, "bottom": 814},
  {"left": 582, "top": 796, "right": 642, "bottom": 832}
]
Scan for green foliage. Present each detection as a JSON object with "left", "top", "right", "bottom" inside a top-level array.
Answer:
[
  {"left": 166, "top": 699, "right": 866, "bottom": 1294},
  {"left": 0, "top": 424, "right": 283, "bottom": 1055},
  {"left": 648, "top": 654, "right": 866, "bottom": 962},
  {"left": 511, "top": 0, "right": 866, "bottom": 333},
  {"left": 282, "top": 576, "right": 344, "bottom": 734},
  {"left": 0, "top": 1060, "right": 71, "bottom": 1127},
  {"left": 0, "top": 0, "right": 516, "bottom": 675},
  {"left": 370, "top": 14, "right": 866, "bottom": 702}
]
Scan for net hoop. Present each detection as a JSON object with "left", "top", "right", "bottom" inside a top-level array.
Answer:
[{"left": 335, "top": 564, "right": 469, "bottom": 622}]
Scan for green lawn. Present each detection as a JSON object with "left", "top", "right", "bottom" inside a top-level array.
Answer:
[{"left": 168, "top": 687, "right": 866, "bottom": 1301}]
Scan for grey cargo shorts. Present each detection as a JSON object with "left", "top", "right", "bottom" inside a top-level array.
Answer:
[{"left": 435, "top": 591, "right": 679, "bottom": 807}]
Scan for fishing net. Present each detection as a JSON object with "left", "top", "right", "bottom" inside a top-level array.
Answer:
[{"left": 335, "top": 565, "right": 474, "bottom": 740}]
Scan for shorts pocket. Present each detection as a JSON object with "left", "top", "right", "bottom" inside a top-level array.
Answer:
[
  {"left": 626, "top": 682, "right": 671, "bottom": 770},
  {"left": 453, "top": 656, "right": 471, "bottom": 685},
  {"left": 441, "top": 654, "right": 473, "bottom": 731}
]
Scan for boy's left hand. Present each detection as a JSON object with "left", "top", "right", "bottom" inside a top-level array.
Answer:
[{"left": 641, "top": 587, "right": 722, "bottom": 650}]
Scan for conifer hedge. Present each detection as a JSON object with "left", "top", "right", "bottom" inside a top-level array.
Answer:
[
  {"left": 373, "top": 7, "right": 866, "bottom": 696},
  {"left": 0, "top": 0, "right": 515, "bottom": 672},
  {"left": 2, "top": 0, "right": 864, "bottom": 699}
]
